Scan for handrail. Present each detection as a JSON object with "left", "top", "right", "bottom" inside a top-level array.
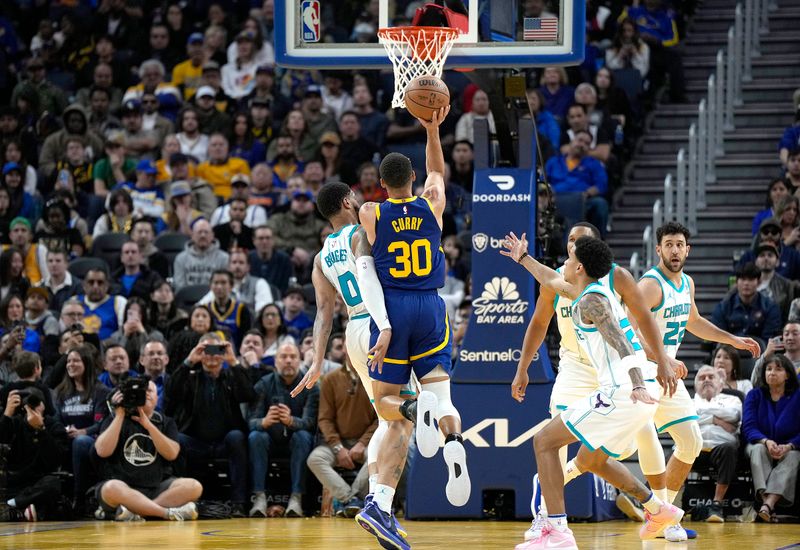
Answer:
[
  {"left": 629, "top": 251, "right": 641, "bottom": 280},
  {"left": 643, "top": 225, "right": 653, "bottom": 269}
]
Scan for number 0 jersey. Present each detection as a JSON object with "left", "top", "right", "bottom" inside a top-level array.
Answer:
[
  {"left": 373, "top": 196, "right": 445, "bottom": 292},
  {"left": 572, "top": 282, "right": 654, "bottom": 387},
  {"left": 554, "top": 264, "right": 617, "bottom": 366},
  {"left": 641, "top": 267, "right": 692, "bottom": 359},
  {"left": 319, "top": 224, "right": 368, "bottom": 319}
]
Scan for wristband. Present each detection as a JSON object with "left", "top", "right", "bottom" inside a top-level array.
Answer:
[
  {"left": 632, "top": 386, "right": 646, "bottom": 391},
  {"left": 332, "top": 444, "right": 344, "bottom": 454},
  {"left": 518, "top": 251, "right": 529, "bottom": 263}
]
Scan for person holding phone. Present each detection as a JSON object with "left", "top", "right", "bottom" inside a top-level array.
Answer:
[
  {"left": 163, "top": 332, "right": 255, "bottom": 518},
  {"left": 751, "top": 322, "right": 800, "bottom": 387}
]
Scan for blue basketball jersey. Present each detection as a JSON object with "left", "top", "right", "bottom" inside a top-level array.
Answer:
[{"left": 372, "top": 197, "right": 445, "bottom": 292}]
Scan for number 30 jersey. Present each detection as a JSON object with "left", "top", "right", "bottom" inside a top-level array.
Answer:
[
  {"left": 641, "top": 267, "right": 692, "bottom": 359},
  {"left": 372, "top": 197, "right": 445, "bottom": 292},
  {"left": 319, "top": 224, "right": 368, "bottom": 319}
]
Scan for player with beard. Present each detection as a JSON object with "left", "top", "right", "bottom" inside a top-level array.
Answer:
[{"left": 635, "top": 221, "right": 761, "bottom": 541}]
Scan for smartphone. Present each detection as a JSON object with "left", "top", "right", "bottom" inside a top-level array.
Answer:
[
  {"left": 204, "top": 344, "right": 224, "bottom": 356},
  {"left": 271, "top": 396, "right": 285, "bottom": 406}
]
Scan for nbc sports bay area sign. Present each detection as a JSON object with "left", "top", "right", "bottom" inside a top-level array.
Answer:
[{"left": 472, "top": 276, "right": 529, "bottom": 324}]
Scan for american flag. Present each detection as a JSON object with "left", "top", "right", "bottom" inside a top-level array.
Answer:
[{"left": 523, "top": 17, "right": 558, "bottom": 41}]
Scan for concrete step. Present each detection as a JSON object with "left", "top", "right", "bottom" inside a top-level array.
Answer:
[
  {"left": 682, "top": 37, "right": 800, "bottom": 57},
  {"left": 619, "top": 177, "right": 767, "bottom": 190},
  {"left": 611, "top": 207, "right": 755, "bottom": 233},
  {"left": 684, "top": 28, "right": 798, "bottom": 47},
  {"left": 685, "top": 58, "right": 800, "bottom": 80},
  {"left": 656, "top": 101, "right": 789, "bottom": 115},
  {"left": 689, "top": 14, "right": 800, "bottom": 32},
  {"left": 630, "top": 155, "right": 782, "bottom": 180},
  {"left": 650, "top": 108, "right": 793, "bottom": 129},
  {"left": 607, "top": 234, "right": 754, "bottom": 259},
  {"left": 639, "top": 133, "right": 778, "bottom": 155},
  {"left": 619, "top": 183, "right": 765, "bottom": 208}
]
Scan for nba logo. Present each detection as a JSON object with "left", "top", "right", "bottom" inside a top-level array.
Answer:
[{"left": 301, "top": 0, "right": 320, "bottom": 43}]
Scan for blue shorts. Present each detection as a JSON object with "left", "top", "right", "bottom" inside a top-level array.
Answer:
[{"left": 369, "top": 289, "right": 452, "bottom": 385}]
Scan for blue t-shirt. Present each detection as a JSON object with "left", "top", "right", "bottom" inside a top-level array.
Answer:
[{"left": 121, "top": 273, "right": 139, "bottom": 296}]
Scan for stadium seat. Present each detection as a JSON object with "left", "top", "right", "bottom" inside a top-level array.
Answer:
[
  {"left": 174, "top": 284, "right": 210, "bottom": 311},
  {"left": 91, "top": 232, "right": 130, "bottom": 273},
  {"left": 68, "top": 257, "right": 110, "bottom": 280},
  {"left": 155, "top": 232, "right": 191, "bottom": 266}
]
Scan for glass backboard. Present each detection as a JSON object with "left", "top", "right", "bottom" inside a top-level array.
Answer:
[{"left": 274, "top": 0, "right": 585, "bottom": 70}]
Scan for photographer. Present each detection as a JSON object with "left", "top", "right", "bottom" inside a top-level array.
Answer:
[
  {"left": 164, "top": 333, "right": 255, "bottom": 517},
  {"left": 0, "top": 352, "right": 56, "bottom": 417},
  {"left": 0, "top": 387, "right": 69, "bottom": 521},
  {"left": 536, "top": 182, "right": 565, "bottom": 267},
  {"left": 95, "top": 379, "right": 202, "bottom": 521}
]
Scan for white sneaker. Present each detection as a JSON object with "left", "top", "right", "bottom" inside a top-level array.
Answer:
[
  {"left": 285, "top": 493, "right": 304, "bottom": 517},
  {"left": 115, "top": 505, "right": 145, "bottom": 522},
  {"left": 250, "top": 493, "right": 267, "bottom": 517},
  {"left": 443, "top": 439, "right": 470, "bottom": 506},
  {"left": 663, "top": 523, "right": 688, "bottom": 542},
  {"left": 415, "top": 391, "right": 439, "bottom": 458},
  {"left": 167, "top": 502, "right": 198, "bottom": 521},
  {"left": 524, "top": 512, "right": 547, "bottom": 541}
]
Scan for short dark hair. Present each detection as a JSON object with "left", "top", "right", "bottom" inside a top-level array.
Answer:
[
  {"left": 568, "top": 103, "right": 587, "bottom": 115},
  {"left": 339, "top": 110, "right": 359, "bottom": 122},
  {"left": 89, "top": 85, "right": 111, "bottom": 100},
  {"left": 131, "top": 216, "right": 155, "bottom": 234},
  {"left": 453, "top": 139, "right": 473, "bottom": 150},
  {"left": 243, "top": 328, "right": 265, "bottom": 344},
  {"left": 379, "top": 152, "right": 413, "bottom": 189},
  {"left": 736, "top": 262, "right": 760, "bottom": 280},
  {"left": 12, "top": 351, "right": 40, "bottom": 379},
  {"left": 758, "top": 353, "right": 799, "bottom": 393},
  {"left": 574, "top": 236, "right": 613, "bottom": 279},
  {"left": 211, "top": 269, "right": 234, "bottom": 285},
  {"left": 316, "top": 181, "right": 352, "bottom": 220},
  {"left": 656, "top": 221, "right": 691, "bottom": 244},
  {"left": 229, "top": 197, "right": 248, "bottom": 208},
  {"left": 571, "top": 222, "right": 601, "bottom": 239},
  {"left": 788, "top": 146, "right": 800, "bottom": 159}
]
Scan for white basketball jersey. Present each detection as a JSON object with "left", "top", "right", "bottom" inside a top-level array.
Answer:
[
  {"left": 571, "top": 282, "right": 654, "bottom": 387},
  {"left": 319, "top": 224, "right": 368, "bottom": 319},
  {"left": 640, "top": 267, "right": 692, "bottom": 359},
  {"left": 554, "top": 264, "right": 618, "bottom": 366}
]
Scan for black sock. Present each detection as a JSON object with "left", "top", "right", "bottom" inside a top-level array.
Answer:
[
  {"left": 399, "top": 399, "right": 417, "bottom": 423},
  {"left": 445, "top": 433, "right": 463, "bottom": 444}
]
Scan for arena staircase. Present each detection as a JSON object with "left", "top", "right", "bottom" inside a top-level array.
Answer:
[{"left": 607, "top": 0, "right": 800, "bottom": 369}]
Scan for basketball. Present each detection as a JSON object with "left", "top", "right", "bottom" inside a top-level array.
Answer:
[{"left": 404, "top": 75, "right": 450, "bottom": 121}]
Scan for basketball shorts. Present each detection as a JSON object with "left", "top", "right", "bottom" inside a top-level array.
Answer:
[
  {"left": 652, "top": 378, "right": 699, "bottom": 433},
  {"left": 368, "top": 289, "right": 452, "bottom": 385},
  {"left": 549, "top": 354, "right": 600, "bottom": 416},
  {"left": 561, "top": 380, "right": 660, "bottom": 458},
  {"left": 346, "top": 315, "right": 417, "bottom": 410}
]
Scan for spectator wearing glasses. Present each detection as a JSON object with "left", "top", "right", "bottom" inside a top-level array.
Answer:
[
  {"left": 140, "top": 92, "right": 175, "bottom": 145},
  {"left": 77, "top": 268, "right": 127, "bottom": 341},
  {"left": 739, "top": 217, "right": 800, "bottom": 281},
  {"left": 250, "top": 225, "right": 293, "bottom": 293}
]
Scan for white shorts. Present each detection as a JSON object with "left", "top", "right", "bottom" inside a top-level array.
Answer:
[
  {"left": 561, "top": 380, "right": 660, "bottom": 458},
  {"left": 345, "top": 316, "right": 416, "bottom": 413},
  {"left": 652, "top": 378, "right": 699, "bottom": 433},
  {"left": 549, "top": 354, "right": 599, "bottom": 416}
]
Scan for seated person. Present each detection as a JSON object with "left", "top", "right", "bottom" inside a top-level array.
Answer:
[
  {"left": 112, "top": 241, "right": 162, "bottom": 301},
  {"left": 78, "top": 268, "right": 128, "bottom": 341},
  {"left": 712, "top": 344, "right": 754, "bottom": 397},
  {"left": 738, "top": 217, "right": 800, "bottom": 281},
  {"left": 98, "top": 344, "right": 136, "bottom": 389},
  {"left": 138, "top": 339, "right": 169, "bottom": 412},
  {"left": 712, "top": 263, "right": 781, "bottom": 348},
  {"left": 24, "top": 287, "right": 59, "bottom": 342},
  {"left": 545, "top": 130, "right": 609, "bottom": 236},
  {"left": 201, "top": 270, "right": 253, "bottom": 349},
  {"left": 307, "top": 355, "right": 377, "bottom": 518},
  {"left": 0, "top": 352, "right": 56, "bottom": 416},
  {"left": 239, "top": 329, "right": 273, "bottom": 385},
  {"left": 164, "top": 333, "right": 255, "bottom": 517},
  {"left": 751, "top": 321, "right": 800, "bottom": 386},
  {"left": 743, "top": 354, "right": 800, "bottom": 523},
  {"left": 0, "top": 385, "right": 69, "bottom": 521},
  {"left": 34, "top": 199, "right": 85, "bottom": 259},
  {"left": 118, "top": 160, "right": 167, "bottom": 221},
  {"left": 282, "top": 287, "right": 313, "bottom": 340},
  {"left": 248, "top": 342, "right": 318, "bottom": 517},
  {"left": 94, "top": 380, "right": 202, "bottom": 521},
  {"left": 38, "top": 250, "right": 83, "bottom": 313},
  {"left": 213, "top": 197, "right": 254, "bottom": 251},
  {"left": 692, "top": 366, "right": 743, "bottom": 523},
  {"left": 130, "top": 218, "right": 169, "bottom": 280}
]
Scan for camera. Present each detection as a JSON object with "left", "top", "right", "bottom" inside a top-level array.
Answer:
[
  {"left": 15, "top": 389, "right": 43, "bottom": 414},
  {"left": 204, "top": 344, "right": 225, "bottom": 356},
  {"left": 118, "top": 376, "right": 148, "bottom": 413}
]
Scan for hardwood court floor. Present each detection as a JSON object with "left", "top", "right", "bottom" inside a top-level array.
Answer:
[{"left": 0, "top": 518, "right": 798, "bottom": 549}]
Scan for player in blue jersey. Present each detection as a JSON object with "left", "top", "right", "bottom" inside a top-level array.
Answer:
[{"left": 354, "top": 106, "right": 470, "bottom": 550}]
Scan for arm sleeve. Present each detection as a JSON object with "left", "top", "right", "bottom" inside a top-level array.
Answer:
[{"left": 355, "top": 256, "right": 391, "bottom": 331}]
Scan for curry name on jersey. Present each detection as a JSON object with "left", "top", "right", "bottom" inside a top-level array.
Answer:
[
  {"left": 320, "top": 224, "right": 368, "bottom": 319},
  {"left": 641, "top": 267, "right": 692, "bottom": 359},
  {"left": 373, "top": 197, "right": 445, "bottom": 292}
]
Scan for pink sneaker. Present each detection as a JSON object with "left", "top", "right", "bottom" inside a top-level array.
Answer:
[
  {"left": 639, "top": 503, "right": 684, "bottom": 540},
  {"left": 515, "top": 524, "right": 578, "bottom": 550}
]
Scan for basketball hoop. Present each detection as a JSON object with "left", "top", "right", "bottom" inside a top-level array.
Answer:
[{"left": 378, "top": 26, "right": 461, "bottom": 109}]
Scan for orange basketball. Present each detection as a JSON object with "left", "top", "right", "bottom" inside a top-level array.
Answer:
[{"left": 404, "top": 75, "right": 450, "bottom": 121}]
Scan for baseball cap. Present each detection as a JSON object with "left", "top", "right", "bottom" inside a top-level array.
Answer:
[
  {"left": 168, "top": 152, "right": 190, "bottom": 166},
  {"left": 9, "top": 217, "right": 31, "bottom": 231},
  {"left": 756, "top": 242, "right": 779, "bottom": 257},
  {"left": 250, "top": 97, "right": 270, "bottom": 108},
  {"left": 136, "top": 159, "right": 157, "bottom": 174},
  {"left": 26, "top": 286, "right": 50, "bottom": 301},
  {"left": 319, "top": 131, "right": 341, "bottom": 146},
  {"left": 187, "top": 32, "right": 204, "bottom": 45},
  {"left": 170, "top": 180, "right": 192, "bottom": 198},
  {"left": 292, "top": 190, "right": 314, "bottom": 201},
  {"left": 305, "top": 84, "right": 322, "bottom": 97},
  {"left": 759, "top": 217, "right": 781, "bottom": 233},
  {"left": 196, "top": 86, "right": 216, "bottom": 99},
  {"left": 256, "top": 64, "right": 275, "bottom": 75},
  {"left": 202, "top": 61, "right": 220, "bottom": 73},
  {"left": 231, "top": 174, "right": 251, "bottom": 187},
  {"left": 120, "top": 99, "right": 141, "bottom": 115},
  {"left": 2, "top": 162, "right": 22, "bottom": 175}
]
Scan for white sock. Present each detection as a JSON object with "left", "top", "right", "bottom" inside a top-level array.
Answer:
[
  {"left": 564, "top": 459, "right": 582, "bottom": 484},
  {"left": 641, "top": 492, "right": 663, "bottom": 514},
  {"left": 547, "top": 513, "right": 568, "bottom": 532},
  {"left": 666, "top": 489, "right": 678, "bottom": 505},
  {"left": 6, "top": 499, "right": 15, "bottom": 508},
  {"left": 653, "top": 487, "right": 668, "bottom": 503},
  {"left": 374, "top": 484, "right": 395, "bottom": 514},
  {"left": 369, "top": 474, "right": 378, "bottom": 495}
]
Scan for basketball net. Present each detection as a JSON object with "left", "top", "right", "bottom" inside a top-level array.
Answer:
[{"left": 378, "top": 26, "right": 460, "bottom": 109}]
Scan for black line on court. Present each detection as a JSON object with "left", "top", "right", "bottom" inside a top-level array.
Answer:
[
  {"left": 0, "top": 522, "right": 89, "bottom": 537},
  {"left": 775, "top": 543, "right": 800, "bottom": 550}
]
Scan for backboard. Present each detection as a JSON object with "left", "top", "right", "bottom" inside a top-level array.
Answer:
[{"left": 274, "top": 0, "right": 585, "bottom": 70}]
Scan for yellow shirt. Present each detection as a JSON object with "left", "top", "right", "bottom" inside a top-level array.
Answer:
[
  {"left": 156, "top": 159, "right": 197, "bottom": 184},
  {"left": 196, "top": 158, "right": 251, "bottom": 199},
  {"left": 171, "top": 59, "right": 204, "bottom": 100}
]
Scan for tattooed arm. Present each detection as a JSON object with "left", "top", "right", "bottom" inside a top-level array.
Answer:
[{"left": 577, "top": 292, "right": 656, "bottom": 404}]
